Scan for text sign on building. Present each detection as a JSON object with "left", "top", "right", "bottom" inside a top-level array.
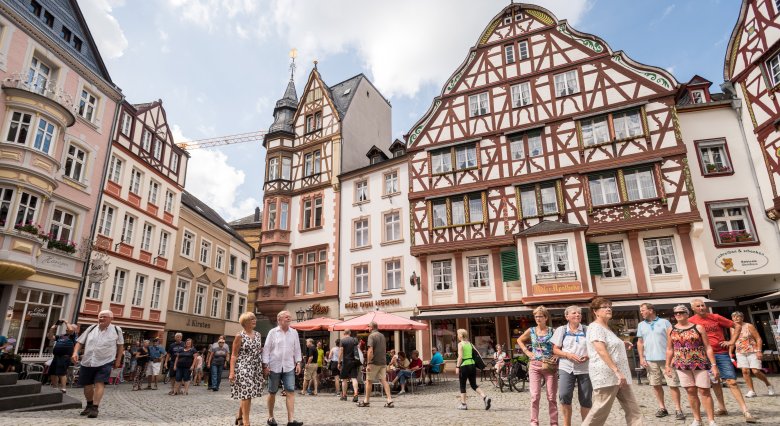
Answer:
[
  {"left": 344, "top": 298, "right": 401, "bottom": 310},
  {"left": 714, "top": 249, "right": 769, "bottom": 273},
  {"left": 532, "top": 282, "right": 582, "bottom": 295}
]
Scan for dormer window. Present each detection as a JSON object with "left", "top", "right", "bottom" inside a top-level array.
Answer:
[
  {"left": 370, "top": 155, "right": 382, "bottom": 165},
  {"left": 690, "top": 89, "right": 705, "bottom": 104},
  {"left": 393, "top": 148, "right": 405, "bottom": 158}
]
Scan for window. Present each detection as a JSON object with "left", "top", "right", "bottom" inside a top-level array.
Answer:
[
  {"left": 354, "top": 264, "right": 369, "bottom": 294},
  {"left": 78, "top": 89, "right": 97, "bottom": 122},
  {"left": 697, "top": 140, "right": 732, "bottom": 175},
  {"left": 267, "top": 157, "right": 279, "bottom": 180},
  {"left": 767, "top": 53, "right": 780, "bottom": 87},
  {"left": 120, "top": 214, "right": 135, "bottom": 244},
  {"left": 431, "top": 143, "right": 476, "bottom": 174},
  {"left": 111, "top": 269, "right": 127, "bottom": 303},
  {"left": 581, "top": 109, "right": 643, "bottom": 146},
  {"left": 280, "top": 201, "right": 289, "bottom": 230},
  {"left": 140, "top": 130, "right": 151, "bottom": 151},
  {"left": 147, "top": 180, "right": 159, "bottom": 205},
  {"left": 0, "top": 187, "right": 13, "bottom": 228},
  {"left": 72, "top": 36, "right": 82, "bottom": 52},
  {"left": 129, "top": 169, "right": 142, "bottom": 194},
  {"left": 229, "top": 255, "right": 237, "bottom": 276},
  {"left": 181, "top": 230, "right": 194, "bottom": 257},
  {"left": 277, "top": 255, "right": 286, "bottom": 285},
  {"left": 121, "top": 112, "right": 131, "bottom": 136},
  {"left": 294, "top": 250, "right": 326, "bottom": 294},
  {"left": 510, "top": 82, "right": 531, "bottom": 107},
  {"left": 158, "top": 231, "right": 170, "bottom": 257},
  {"left": 304, "top": 151, "right": 321, "bottom": 176},
  {"left": 86, "top": 278, "right": 100, "bottom": 299},
  {"left": 468, "top": 92, "right": 489, "bottom": 116},
  {"left": 108, "top": 156, "right": 122, "bottom": 183},
  {"left": 43, "top": 11, "right": 53, "bottom": 27},
  {"left": 518, "top": 182, "right": 559, "bottom": 217},
  {"left": 355, "top": 180, "right": 368, "bottom": 203},
  {"left": 194, "top": 285, "right": 206, "bottom": 315},
  {"left": 33, "top": 117, "right": 55, "bottom": 154},
  {"left": 240, "top": 260, "right": 248, "bottom": 280},
  {"left": 267, "top": 203, "right": 277, "bottom": 229},
  {"left": 141, "top": 223, "right": 153, "bottom": 251},
  {"left": 588, "top": 172, "right": 620, "bottom": 206},
  {"left": 302, "top": 196, "right": 322, "bottom": 229},
  {"left": 211, "top": 289, "right": 221, "bottom": 318},
  {"left": 554, "top": 70, "right": 579, "bottom": 96},
  {"left": 431, "top": 192, "right": 485, "bottom": 227},
  {"left": 432, "top": 260, "right": 452, "bottom": 291},
  {"left": 15, "top": 192, "right": 39, "bottom": 226},
  {"left": 431, "top": 149, "right": 452, "bottom": 174},
  {"left": 153, "top": 139, "right": 162, "bottom": 160},
  {"left": 216, "top": 247, "right": 225, "bottom": 271},
  {"left": 238, "top": 297, "right": 246, "bottom": 315},
  {"left": 318, "top": 250, "right": 327, "bottom": 292},
  {"left": 28, "top": 1, "right": 42, "bottom": 16},
  {"left": 174, "top": 279, "right": 189, "bottom": 312},
  {"left": 305, "top": 111, "right": 322, "bottom": 132},
  {"left": 98, "top": 204, "right": 114, "bottom": 236},
  {"left": 5, "top": 111, "right": 32, "bottom": 144},
  {"left": 509, "top": 131, "right": 542, "bottom": 160},
  {"left": 456, "top": 144, "right": 477, "bottom": 170},
  {"left": 225, "top": 293, "right": 234, "bottom": 320},
  {"left": 264, "top": 255, "right": 273, "bottom": 283},
  {"left": 49, "top": 208, "right": 74, "bottom": 242},
  {"left": 623, "top": 168, "right": 657, "bottom": 201},
  {"left": 132, "top": 275, "right": 145, "bottom": 306},
  {"left": 354, "top": 218, "right": 369, "bottom": 248},
  {"left": 64, "top": 144, "right": 87, "bottom": 182},
  {"left": 599, "top": 242, "right": 626, "bottom": 278},
  {"left": 164, "top": 191, "right": 175, "bottom": 213},
  {"left": 504, "top": 44, "right": 515, "bottom": 64},
  {"left": 384, "top": 171, "right": 399, "bottom": 195},
  {"left": 518, "top": 40, "right": 529, "bottom": 60},
  {"left": 60, "top": 26, "right": 71, "bottom": 42},
  {"left": 536, "top": 242, "right": 570, "bottom": 273},
  {"left": 384, "top": 211, "right": 401, "bottom": 242},
  {"left": 27, "top": 56, "right": 51, "bottom": 95},
  {"left": 467, "top": 255, "right": 490, "bottom": 287},
  {"left": 690, "top": 89, "right": 705, "bottom": 104},
  {"left": 385, "top": 259, "right": 402, "bottom": 290},
  {"left": 150, "top": 279, "right": 163, "bottom": 310},
  {"left": 170, "top": 153, "right": 179, "bottom": 173},
  {"left": 644, "top": 237, "right": 678, "bottom": 275},
  {"left": 708, "top": 201, "right": 757, "bottom": 245},
  {"left": 281, "top": 157, "right": 292, "bottom": 180},
  {"left": 199, "top": 239, "right": 211, "bottom": 265},
  {"left": 509, "top": 136, "right": 525, "bottom": 160}
]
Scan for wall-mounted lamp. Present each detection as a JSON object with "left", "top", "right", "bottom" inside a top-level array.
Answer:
[{"left": 409, "top": 271, "right": 420, "bottom": 290}]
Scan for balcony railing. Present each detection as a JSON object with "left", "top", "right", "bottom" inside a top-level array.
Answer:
[
  {"left": 2, "top": 73, "right": 77, "bottom": 117},
  {"left": 535, "top": 270, "right": 577, "bottom": 282}
]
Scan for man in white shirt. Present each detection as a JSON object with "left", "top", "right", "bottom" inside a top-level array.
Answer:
[
  {"left": 263, "top": 310, "right": 303, "bottom": 426},
  {"left": 71, "top": 310, "right": 124, "bottom": 419}
]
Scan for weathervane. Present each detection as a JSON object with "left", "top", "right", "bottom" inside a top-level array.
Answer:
[{"left": 289, "top": 48, "right": 297, "bottom": 80}]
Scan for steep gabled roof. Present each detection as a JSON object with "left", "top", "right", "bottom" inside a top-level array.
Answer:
[
  {"left": 515, "top": 220, "right": 586, "bottom": 237},
  {"left": 365, "top": 145, "right": 389, "bottom": 161},
  {"left": 181, "top": 191, "right": 252, "bottom": 251},
  {"left": 388, "top": 139, "right": 406, "bottom": 155}
]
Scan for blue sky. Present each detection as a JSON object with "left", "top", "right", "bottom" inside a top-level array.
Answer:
[{"left": 78, "top": 0, "right": 739, "bottom": 221}]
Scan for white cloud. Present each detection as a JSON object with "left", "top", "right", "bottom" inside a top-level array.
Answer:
[
  {"left": 173, "top": 125, "right": 259, "bottom": 221},
  {"left": 77, "top": 0, "right": 129, "bottom": 59},
  {"left": 165, "top": 0, "right": 258, "bottom": 33}
]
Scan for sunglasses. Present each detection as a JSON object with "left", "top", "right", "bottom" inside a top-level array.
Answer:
[{"left": 673, "top": 312, "right": 688, "bottom": 315}]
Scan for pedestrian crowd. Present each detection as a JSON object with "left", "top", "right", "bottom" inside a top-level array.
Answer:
[{"left": 43, "top": 298, "right": 774, "bottom": 425}]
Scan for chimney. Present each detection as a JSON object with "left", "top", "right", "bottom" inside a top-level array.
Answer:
[{"left": 254, "top": 207, "right": 260, "bottom": 222}]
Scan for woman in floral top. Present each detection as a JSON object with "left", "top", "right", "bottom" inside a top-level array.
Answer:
[
  {"left": 729, "top": 311, "right": 774, "bottom": 397},
  {"left": 665, "top": 304, "right": 718, "bottom": 426},
  {"left": 518, "top": 305, "right": 558, "bottom": 426},
  {"left": 582, "top": 297, "right": 644, "bottom": 426}
]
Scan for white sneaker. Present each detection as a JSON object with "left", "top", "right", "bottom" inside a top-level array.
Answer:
[
  {"left": 398, "top": 390, "right": 406, "bottom": 395},
  {"left": 768, "top": 386, "right": 776, "bottom": 396},
  {"left": 457, "top": 403, "right": 467, "bottom": 410},
  {"left": 690, "top": 420, "right": 701, "bottom": 426},
  {"left": 708, "top": 421, "right": 717, "bottom": 426},
  {"left": 745, "top": 390, "right": 757, "bottom": 398}
]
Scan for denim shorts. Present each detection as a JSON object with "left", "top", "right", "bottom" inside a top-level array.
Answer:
[
  {"left": 557, "top": 370, "right": 593, "bottom": 407},
  {"left": 715, "top": 353, "right": 736, "bottom": 380},
  {"left": 268, "top": 370, "right": 296, "bottom": 394},
  {"left": 78, "top": 362, "right": 113, "bottom": 386},
  {"left": 175, "top": 367, "right": 192, "bottom": 382}
]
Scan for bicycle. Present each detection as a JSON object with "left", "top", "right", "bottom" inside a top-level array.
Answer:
[
  {"left": 506, "top": 355, "right": 529, "bottom": 392},
  {"left": 162, "top": 364, "right": 171, "bottom": 384}
]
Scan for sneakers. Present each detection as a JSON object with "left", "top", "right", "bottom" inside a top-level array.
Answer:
[
  {"left": 457, "top": 403, "right": 467, "bottom": 410},
  {"left": 744, "top": 411, "right": 757, "bottom": 423},
  {"left": 398, "top": 390, "right": 406, "bottom": 395},
  {"left": 689, "top": 421, "right": 701, "bottom": 426},
  {"left": 656, "top": 408, "right": 670, "bottom": 417},
  {"left": 709, "top": 422, "right": 718, "bottom": 426},
  {"left": 769, "top": 385, "right": 776, "bottom": 396},
  {"left": 483, "top": 396, "right": 491, "bottom": 411},
  {"left": 675, "top": 410, "right": 686, "bottom": 420},
  {"left": 745, "top": 390, "right": 757, "bottom": 398},
  {"left": 87, "top": 406, "right": 99, "bottom": 418}
]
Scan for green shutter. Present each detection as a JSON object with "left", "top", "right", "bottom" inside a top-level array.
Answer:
[
  {"left": 586, "top": 243, "right": 603, "bottom": 276},
  {"left": 500, "top": 249, "right": 520, "bottom": 282}
]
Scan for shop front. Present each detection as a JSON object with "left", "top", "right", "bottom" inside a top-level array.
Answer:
[
  {"left": 341, "top": 297, "right": 419, "bottom": 355},
  {"left": 286, "top": 298, "right": 340, "bottom": 349},
  {"left": 4, "top": 286, "right": 69, "bottom": 361},
  {"left": 165, "top": 311, "right": 227, "bottom": 351}
]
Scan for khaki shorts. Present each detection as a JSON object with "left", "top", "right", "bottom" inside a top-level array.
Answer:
[
  {"left": 366, "top": 365, "right": 387, "bottom": 382},
  {"left": 304, "top": 363, "right": 318, "bottom": 381},
  {"left": 677, "top": 369, "right": 711, "bottom": 388},
  {"left": 646, "top": 361, "right": 680, "bottom": 387}
]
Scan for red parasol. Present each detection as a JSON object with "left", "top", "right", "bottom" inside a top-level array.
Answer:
[
  {"left": 329, "top": 311, "right": 428, "bottom": 331},
  {"left": 290, "top": 317, "right": 341, "bottom": 331}
]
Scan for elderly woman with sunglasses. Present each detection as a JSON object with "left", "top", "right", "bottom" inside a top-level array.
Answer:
[{"left": 581, "top": 297, "right": 644, "bottom": 426}]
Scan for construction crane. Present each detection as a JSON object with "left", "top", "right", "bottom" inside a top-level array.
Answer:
[{"left": 176, "top": 130, "right": 266, "bottom": 150}]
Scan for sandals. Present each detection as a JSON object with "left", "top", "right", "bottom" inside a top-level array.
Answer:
[
  {"left": 384, "top": 401, "right": 394, "bottom": 408},
  {"left": 357, "top": 401, "right": 370, "bottom": 407}
]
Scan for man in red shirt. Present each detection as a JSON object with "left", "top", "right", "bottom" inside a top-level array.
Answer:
[{"left": 689, "top": 299, "right": 756, "bottom": 423}]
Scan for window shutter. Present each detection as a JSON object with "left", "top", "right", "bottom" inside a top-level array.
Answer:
[
  {"left": 586, "top": 243, "right": 603, "bottom": 276},
  {"left": 500, "top": 250, "right": 520, "bottom": 282}
]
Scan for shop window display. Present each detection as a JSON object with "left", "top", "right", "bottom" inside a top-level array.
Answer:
[
  {"left": 431, "top": 319, "right": 456, "bottom": 360},
  {"left": 469, "top": 317, "right": 496, "bottom": 357},
  {"left": 7, "top": 288, "right": 65, "bottom": 357}
]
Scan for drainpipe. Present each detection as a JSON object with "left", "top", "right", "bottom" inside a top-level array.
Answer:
[
  {"left": 720, "top": 81, "right": 780, "bottom": 244},
  {"left": 71, "top": 96, "right": 124, "bottom": 324}
]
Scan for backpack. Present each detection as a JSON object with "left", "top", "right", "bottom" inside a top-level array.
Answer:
[{"left": 81, "top": 324, "right": 122, "bottom": 351}]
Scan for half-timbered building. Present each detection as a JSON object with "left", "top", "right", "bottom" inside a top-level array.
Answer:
[
  {"left": 81, "top": 100, "right": 189, "bottom": 342},
  {"left": 256, "top": 66, "right": 392, "bottom": 332},
  {"left": 407, "top": 4, "right": 710, "bottom": 360}
]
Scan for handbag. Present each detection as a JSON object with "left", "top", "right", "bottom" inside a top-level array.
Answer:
[
  {"left": 540, "top": 355, "right": 559, "bottom": 372},
  {"left": 472, "top": 345, "right": 486, "bottom": 370}
]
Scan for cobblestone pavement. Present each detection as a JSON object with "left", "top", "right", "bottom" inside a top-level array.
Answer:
[{"left": 3, "top": 376, "right": 780, "bottom": 425}]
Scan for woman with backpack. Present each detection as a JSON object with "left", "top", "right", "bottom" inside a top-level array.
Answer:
[
  {"left": 552, "top": 305, "right": 592, "bottom": 426},
  {"left": 518, "top": 305, "right": 559, "bottom": 426},
  {"left": 455, "top": 328, "right": 491, "bottom": 411},
  {"left": 47, "top": 320, "right": 77, "bottom": 393}
]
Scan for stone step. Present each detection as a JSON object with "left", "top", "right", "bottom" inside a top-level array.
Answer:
[
  {"left": 7, "top": 393, "right": 82, "bottom": 412},
  {"left": 0, "top": 379, "right": 41, "bottom": 398},
  {"left": 0, "top": 386, "right": 64, "bottom": 411},
  {"left": 0, "top": 373, "right": 17, "bottom": 386}
]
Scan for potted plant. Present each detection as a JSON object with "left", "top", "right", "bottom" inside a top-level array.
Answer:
[
  {"left": 14, "top": 222, "right": 39, "bottom": 236},
  {"left": 47, "top": 238, "right": 77, "bottom": 254},
  {"left": 719, "top": 231, "right": 736, "bottom": 244},
  {"left": 736, "top": 231, "right": 752, "bottom": 242}
]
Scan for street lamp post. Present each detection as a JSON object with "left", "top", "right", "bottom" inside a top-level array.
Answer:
[
  {"left": 305, "top": 306, "right": 314, "bottom": 320},
  {"left": 295, "top": 308, "right": 305, "bottom": 322}
]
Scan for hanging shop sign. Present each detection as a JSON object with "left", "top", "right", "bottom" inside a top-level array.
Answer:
[{"left": 714, "top": 249, "right": 769, "bottom": 274}]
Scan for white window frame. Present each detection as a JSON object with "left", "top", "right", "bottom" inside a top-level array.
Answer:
[
  {"left": 354, "top": 218, "right": 369, "bottom": 248},
  {"left": 384, "top": 211, "right": 401, "bottom": 243},
  {"left": 455, "top": 144, "right": 477, "bottom": 170},
  {"left": 64, "top": 143, "right": 87, "bottom": 182},
  {"left": 535, "top": 241, "right": 570, "bottom": 274},
  {"left": 267, "top": 157, "right": 279, "bottom": 180},
  {"left": 215, "top": 247, "right": 226, "bottom": 271},
  {"left": 588, "top": 172, "right": 620, "bottom": 206},
  {"left": 140, "top": 222, "right": 153, "bottom": 251},
  {"left": 355, "top": 180, "right": 368, "bottom": 203},
  {"left": 150, "top": 279, "right": 163, "bottom": 310},
  {"left": 698, "top": 140, "right": 732, "bottom": 175},
  {"left": 384, "top": 171, "right": 399, "bottom": 195},
  {"left": 147, "top": 180, "right": 159, "bottom": 205},
  {"left": 554, "top": 69, "right": 579, "bottom": 97},
  {"left": 467, "top": 255, "right": 490, "bottom": 288},
  {"left": 238, "top": 296, "right": 246, "bottom": 316},
  {"left": 132, "top": 274, "right": 145, "bottom": 306},
  {"left": 170, "top": 152, "right": 179, "bottom": 173},
  {"left": 598, "top": 242, "right": 627, "bottom": 278},
  {"left": 108, "top": 155, "right": 122, "bottom": 183},
  {"left": 98, "top": 204, "right": 114, "bottom": 236},
  {"left": 690, "top": 89, "right": 705, "bottom": 104},
  {"left": 174, "top": 279, "right": 189, "bottom": 312},
  {"left": 518, "top": 40, "right": 529, "bottom": 60},
  {"left": 49, "top": 208, "right": 75, "bottom": 243},
  {"left": 210, "top": 289, "right": 221, "bottom": 318},
  {"left": 32, "top": 116, "right": 56, "bottom": 155},
  {"left": 158, "top": 230, "right": 170, "bottom": 257},
  {"left": 140, "top": 129, "right": 152, "bottom": 152},
  {"left": 277, "top": 255, "right": 286, "bottom": 286},
  {"left": 623, "top": 168, "right": 657, "bottom": 201},
  {"left": 353, "top": 264, "right": 369, "bottom": 294},
  {"left": 5, "top": 111, "right": 33, "bottom": 145},
  {"left": 199, "top": 238, "right": 212, "bottom": 266},
  {"left": 153, "top": 139, "right": 162, "bottom": 160},
  {"left": 181, "top": 230, "right": 194, "bottom": 258},
  {"left": 431, "top": 149, "right": 452, "bottom": 174},
  {"left": 708, "top": 201, "right": 757, "bottom": 245},
  {"left": 77, "top": 88, "right": 98, "bottom": 123},
  {"left": 510, "top": 82, "right": 531, "bottom": 107},
  {"left": 385, "top": 259, "right": 402, "bottom": 291},
  {"left": 120, "top": 112, "right": 132, "bottom": 136},
  {"left": 111, "top": 268, "right": 127, "bottom": 303},
  {"left": 504, "top": 44, "right": 515, "bottom": 64},
  {"left": 767, "top": 53, "right": 780, "bottom": 87},
  {"left": 164, "top": 191, "right": 175, "bottom": 213},
  {"left": 581, "top": 116, "right": 610, "bottom": 146},
  {"left": 120, "top": 214, "right": 135, "bottom": 244},
  {"left": 644, "top": 237, "right": 678, "bottom": 275},
  {"left": 613, "top": 109, "right": 643, "bottom": 140},
  {"left": 194, "top": 284, "right": 207, "bottom": 315},
  {"left": 240, "top": 260, "right": 248, "bottom": 281},
  {"left": 468, "top": 92, "right": 489, "bottom": 117},
  {"left": 129, "top": 168, "right": 142, "bottom": 195},
  {"left": 432, "top": 260, "right": 452, "bottom": 291},
  {"left": 27, "top": 55, "right": 52, "bottom": 95}
]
